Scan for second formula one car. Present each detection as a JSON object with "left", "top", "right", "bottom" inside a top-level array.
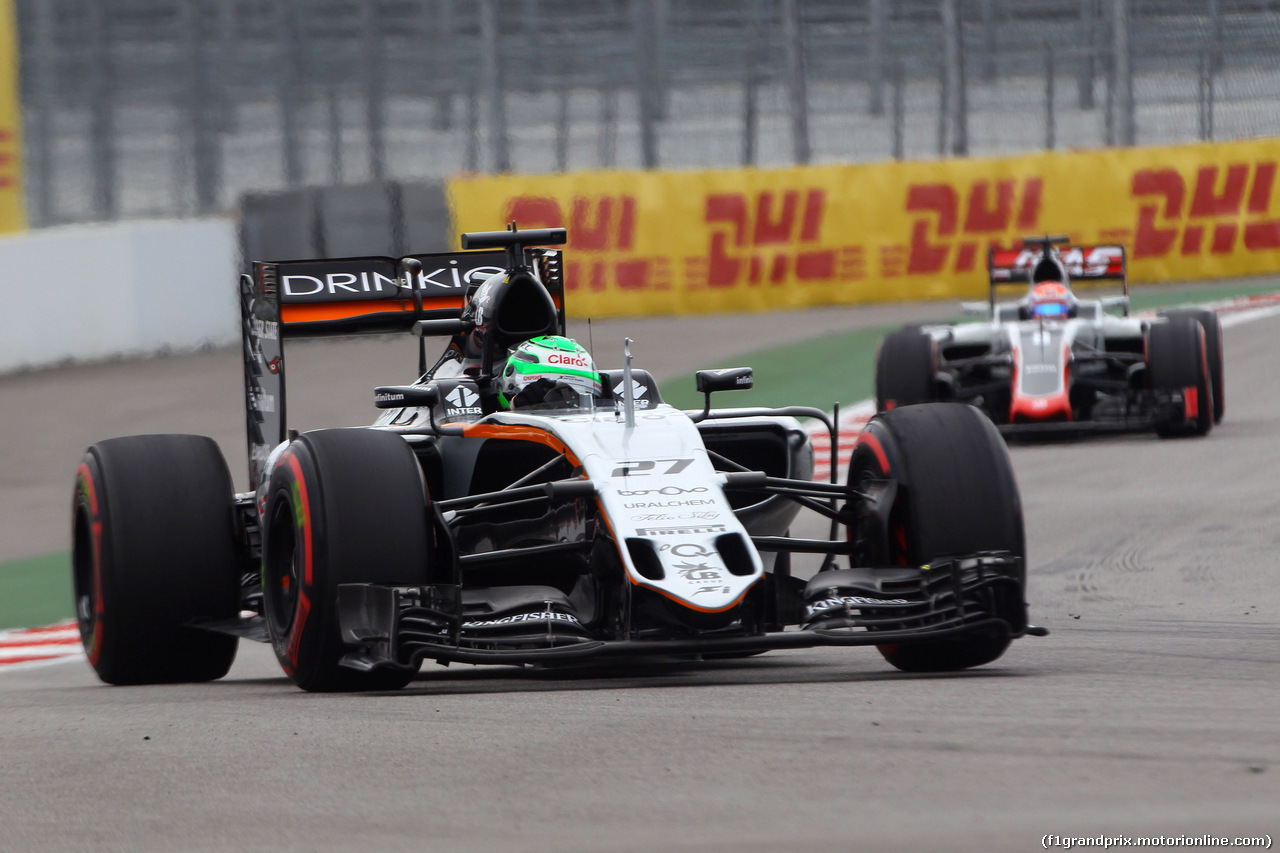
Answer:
[
  {"left": 72, "top": 225, "right": 1044, "bottom": 693},
  {"left": 875, "top": 236, "right": 1224, "bottom": 438}
]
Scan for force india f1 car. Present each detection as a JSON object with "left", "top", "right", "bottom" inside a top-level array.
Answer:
[
  {"left": 875, "top": 236, "right": 1224, "bottom": 438},
  {"left": 72, "top": 226, "right": 1045, "bottom": 692}
]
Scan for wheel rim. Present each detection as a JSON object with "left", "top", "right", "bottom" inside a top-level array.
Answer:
[
  {"left": 265, "top": 498, "right": 301, "bottom": 634},
  {"left": 72, "top": 503, "right": 97, "bottom": 643}
]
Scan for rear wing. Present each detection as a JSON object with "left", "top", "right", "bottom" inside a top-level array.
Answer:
[
  {"left": 986, "top": 242, "right": 1127, "bottom": 314},
  {"left": 239, "top": 246, "right": 565, "bottom": 489}
]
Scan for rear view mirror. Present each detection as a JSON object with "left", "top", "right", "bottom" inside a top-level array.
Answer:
[
  {"left": 695, "top": 367, "right": 754, "bottom": 394},
  {"left": 374, "top": 385, "right": 440, "bottom": 409}
]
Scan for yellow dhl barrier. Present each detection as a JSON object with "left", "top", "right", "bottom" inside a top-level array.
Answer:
[
  {"left": 0, "top": 0, "right": 24, "bottom": 234},
  {"left": 447, "top": 138, "right": 1280, "bottom": 318}
]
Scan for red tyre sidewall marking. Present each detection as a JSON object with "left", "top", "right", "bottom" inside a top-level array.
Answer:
[
  {"left": 854, "top": 429, "right": 906, "bottom": 658},
  {"left": 1183, "top": 326, "right": 1208, "bottom": 422},
  {"left": 75, "top": 463, "right": 104, "bottom": 667},
  {"left": 281, "top": 452, "right": 314, "bottom": 676},
  {"left": 853, "top": 430, "right": 889, "bottom": 474}
]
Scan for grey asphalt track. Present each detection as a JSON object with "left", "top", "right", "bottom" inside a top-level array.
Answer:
[{"left": 1, "top": 292, "right": 1277, "bottom": 852}]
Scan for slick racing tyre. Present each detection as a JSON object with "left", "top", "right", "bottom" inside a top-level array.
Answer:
[
  {"left": 1160, "top": 308, "right": 1223, "bottom": 424},
  {"left": 261, "top": 429, "right": 431, "bottom": 692},
  {"left": 1147, "top": 314, "right": 1213, "bottom": 438},
  {"left": 72, "top": 434, "right": 241, "bottom": 685},
  {"left": 875, "top": 327, "right": 937, "bottom": 412},
  {"left": 847, "top": 403, "right": 1026, "bottom": 672}
]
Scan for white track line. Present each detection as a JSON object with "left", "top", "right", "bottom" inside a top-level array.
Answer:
[{"left": 0, "top": 620, "right": 83, "bottom": 673}]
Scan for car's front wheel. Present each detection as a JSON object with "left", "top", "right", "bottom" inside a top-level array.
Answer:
[
  {"left": 261, "top": 429, "right": 431, "bottom": 692},
  {"left": 1159, "top": 307, "right": 1223, "bottom": 424},
  {"left": 1147, "top": 314, "right": 1213, "bottom": 438},
  {"left": 847, "top": 403, "right": 1027, "bottom": 672}
]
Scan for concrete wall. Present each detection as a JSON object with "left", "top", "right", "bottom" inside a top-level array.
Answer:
[{"left": 0, "top": 218, "right": 238, "bottom": 373}]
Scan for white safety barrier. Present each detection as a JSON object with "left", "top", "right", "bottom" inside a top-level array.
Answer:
[{"left": 0, "top": 218, "right": 238, "bottom": 373}]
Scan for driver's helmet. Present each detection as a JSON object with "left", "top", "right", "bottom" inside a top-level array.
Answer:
[
  {"left": 1026, "top": 281, "right": 1072, "bottom": 318},
  {"left": 498, "top": 335, "right": 601, "bottom": 408}
]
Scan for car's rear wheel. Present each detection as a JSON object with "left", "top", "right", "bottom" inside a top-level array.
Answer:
[
  {"left": 875, "top": 327, "right": 936, "bottom": 411},
  {"left": 847, "top": 403, "right": 1026, "bottom": 672},
  {"left": 1147, "top": 314, "right": 1213, "bottom": 438},
  {"left": 72, "top": 434, "right": 241, "bottom": 685},
  {"left": 261, "top": 429, "right": 430, "bottom": 692},
  {"left": 1160, "top": 308, "right": 1223, "bottom": 424}
]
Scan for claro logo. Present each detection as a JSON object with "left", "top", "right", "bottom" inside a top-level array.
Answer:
[
  {"left": 1130, "top": 162, "right": 1280, "bottom": 258},
  {"left": 546, "top": 352, "right": 589, "bottom": 368}
]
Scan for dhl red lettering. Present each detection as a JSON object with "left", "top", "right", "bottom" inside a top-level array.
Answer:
[
  {"left": 1189, "top": 164, "right": 1249, "bottom": 218},
  {"left": 1017, "top": 178, "right": 1043, "bottom": 229},
  {"left": 1211, "top": 223, "right": 1238, "bottom": 253},
  {"left": 753, "top": 191, "right": 799, "bottom": 245},
  {"left": 1181, "top": 225, "right": 1203, "bottom": 255},
  {"left": 963, "top": 180, "right": 1015, "bottom": 233},
  {"left": 1132, "top": 161, "right": 1280, "bottom": 258},
  {"left": 801, "top": 190, "right": 824, "bottom": 241},
  {"left": 1247, "top": 162, "right": 1276, "bottom": 213},
  {"left": 699, "top": 189, "right": 837, "bottom": 288},
  {"left": 571, "top": 196, "right": 612, "bottom": 250},
  {"left": 769, "top": 253, "right": 788, "bottom": 283},
  {"left": 566, "top": 258, "right": 666, "bottom": 292},
  {"left": 906, "top": 184, "right": 957, "bottom": 275},
  {"left": 588, "top": 260, "right": 607, "bottom": 291},
  {"left": 1132, "top": 169, "right": 1184, "bottom": 258},
  {"left": 614, "top": 260, "right": 646, "bottom": 289},
  {"left": 796, "top": 250, "right": 836, "bottom": 280},
  {"left": 905, "top": 180, "right": 1040, "bottom": 275},
  {"left": 1244, "top": 219, "right": 1280, "bottom": 250},
  {"left": 617, "top": 197, "right": 636, "bottom": 250},
  {"left": 507, "top": 196, "right": 561, "bottom": 229},
  {"left": 506, "top": 195, "right": 637, "bottom": 252},
  {"left": 1244, "top": 161, "right": 1280, "bottom": 249},
  {"left": 705, "top": 230, "right": 741, "bottom": 287},
  {"left": 706, "top": 194, "right": 749, "bottom": 248}
]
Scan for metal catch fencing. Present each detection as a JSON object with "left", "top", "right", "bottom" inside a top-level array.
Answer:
[{"left": 15, "top": 0, "right": 1280, "bottom": 227}]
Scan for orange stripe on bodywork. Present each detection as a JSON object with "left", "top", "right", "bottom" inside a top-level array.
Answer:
[
  {"left": 460, "top": 422, "right": 585, "bottom": 469},
  {"left": 280, "top": 296, "right": 464, "bottom": 324}
]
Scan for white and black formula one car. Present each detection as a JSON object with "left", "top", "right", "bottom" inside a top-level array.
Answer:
[
  {"left": 875, "top": 236, "right": 1224, "bottom": 438},
  {"left": 72, "top": 225, "right": 1045, "bottom": 692}
]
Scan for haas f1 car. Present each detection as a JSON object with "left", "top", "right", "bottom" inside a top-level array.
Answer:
[
  {"left": 72, "top": 226, "right": 1044, "bottom": 692},
  {"left": 876, "top": 236, "right": 1224, "bottom": 437}
]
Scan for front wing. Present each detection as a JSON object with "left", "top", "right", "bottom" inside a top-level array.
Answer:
[{"left": 334, "top": 552, "right": 1037, "bottom": 672}]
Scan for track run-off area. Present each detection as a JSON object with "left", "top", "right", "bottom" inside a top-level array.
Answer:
[{"left": 0, "top": 283, "right": 1278, "bottom": 851}]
